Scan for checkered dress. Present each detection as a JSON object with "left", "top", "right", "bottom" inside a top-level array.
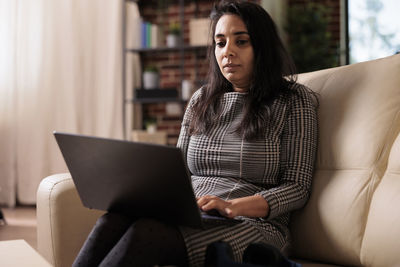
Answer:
[{"left": 177, "top": 87, "right": 318, "bottom": 266}]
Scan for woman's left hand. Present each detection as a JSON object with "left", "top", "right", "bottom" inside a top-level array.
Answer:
[{"left": 197, "top": 195, "right": 269, "bottom": 219}]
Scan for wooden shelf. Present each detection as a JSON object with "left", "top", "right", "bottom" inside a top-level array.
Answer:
[{"left": 122, "top": 0, "right": 210, "bottom": 142}]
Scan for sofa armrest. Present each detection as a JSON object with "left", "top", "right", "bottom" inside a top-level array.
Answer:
[{"left": 36, "top": 173, "right": 104, "bottom": 267}]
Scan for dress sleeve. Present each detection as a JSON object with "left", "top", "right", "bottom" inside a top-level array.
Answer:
[
  {"left": 176, "top": 88, "right": 202, "bottom": 164},
  {"left": 257, "top": 89, "right": 318, "bottom": 219}
]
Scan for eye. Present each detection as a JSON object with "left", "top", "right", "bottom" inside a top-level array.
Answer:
[
  {"left": 215, "top": 41, "right": 226, "bottom": 48},
  {"left": 236, "top": 39, "right": 249, "bottom": 46}
]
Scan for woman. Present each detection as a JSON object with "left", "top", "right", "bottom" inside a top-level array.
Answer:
[{"left": 73, "top": 1, "right": 318, "bottom": 266}]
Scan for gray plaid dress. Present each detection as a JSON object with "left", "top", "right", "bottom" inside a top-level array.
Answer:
[{"left": 177, "top": 87, "right": 318, "bottom": 266}]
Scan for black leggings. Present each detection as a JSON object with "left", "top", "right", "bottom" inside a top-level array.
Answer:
[{"left": 72, "top": 212, "right": 188, "bottom": 267}]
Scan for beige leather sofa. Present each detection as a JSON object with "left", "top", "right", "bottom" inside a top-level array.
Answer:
[{"left": 37, "top": 54, "right": 400, "bottom": 267}]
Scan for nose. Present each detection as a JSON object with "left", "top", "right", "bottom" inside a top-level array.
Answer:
[{"left": 223, "top": 40, "right": 236, "bottom": 58}]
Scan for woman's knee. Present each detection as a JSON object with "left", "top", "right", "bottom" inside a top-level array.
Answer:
[
  {"left": 127, "top": 218, "right": 164, "bottom": 240},
  {"left": 95, "top": 212, "right": 133, "bottom": 230},
  {"left": 93, "top": 212, "right": 133, "bottom": 234},
  {"left": 126, "top": 218, "right": 184, "bottom": 246}
]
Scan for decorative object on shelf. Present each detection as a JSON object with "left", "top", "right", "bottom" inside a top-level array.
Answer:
[
  {"left": 166, "top": 21, "right": 181, "bottom": 47},
  {"left": 181, "top": 79, "right": 194, "bottom": 101},
  {"left": 142, "top": 65, "right": 159, "bottom": 89},
  {"left": 189, "top": 18, "right": 212, "bottom": 46},
  {"left": 144, "top": 117, "right": 157, "bottom": 133},
  {"left": 166, "top": 103, "right": 183, "bottom": 116}
]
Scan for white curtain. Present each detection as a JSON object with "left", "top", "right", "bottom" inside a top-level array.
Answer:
[{"left": 0, "top": 0, "right": 123, "bottom": 206}]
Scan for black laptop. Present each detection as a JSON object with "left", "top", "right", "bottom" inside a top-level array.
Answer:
[{"left": 54, "top": 132, "right": 241, "bottom": 228}]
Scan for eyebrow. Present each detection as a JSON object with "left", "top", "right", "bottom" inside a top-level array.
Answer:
[{"left": 215, "top": 31, "right": 249, "bottom": 38}]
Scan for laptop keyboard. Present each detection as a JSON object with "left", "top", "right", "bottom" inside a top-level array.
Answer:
[{"left": 200, "top": 211, "right": 242, "bottom": 226}]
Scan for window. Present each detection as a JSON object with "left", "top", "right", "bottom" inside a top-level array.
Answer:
[{"left": 347, "top": 0, "right": 400, "bottom": 63}]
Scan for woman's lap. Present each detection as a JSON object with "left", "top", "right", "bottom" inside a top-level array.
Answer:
[{"left": 73, "top": 213, "right": 286, "bottom": 267}]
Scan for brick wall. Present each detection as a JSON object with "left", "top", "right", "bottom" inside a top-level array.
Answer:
[{"left": 136, "top": 0, "right": 340, "bottom": 146}]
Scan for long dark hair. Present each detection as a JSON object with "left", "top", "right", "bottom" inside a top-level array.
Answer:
[{"left": 190, "top": 0, "right": 301, "bottom": 140}]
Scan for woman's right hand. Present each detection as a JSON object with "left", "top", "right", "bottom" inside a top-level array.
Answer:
[
  {"left": 197, "top": 195, "right": 237, "bottom": 218},
  {"left": 197, "top": 195, "right": 269, "bottom": 219}
]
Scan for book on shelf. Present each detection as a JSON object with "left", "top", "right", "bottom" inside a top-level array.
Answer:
[
  {"left": 150, "top": 24, "right": 161, "bottom": 48},
  {"left": 141, "top": 21, "right": 147, "bottom": 48},
  {"left": 141, "top": 21, "right": 163, "bottom": 49},
  {"left": 125, "top": 1, "right": 162, "bottom": 49}
]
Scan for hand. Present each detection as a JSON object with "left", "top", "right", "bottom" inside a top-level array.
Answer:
[
  {"left": 197, "top": 195, "right": 237, "bottom": 218},
  {"left": 197, "top": 195, "right": 270, "bottom": 219}
]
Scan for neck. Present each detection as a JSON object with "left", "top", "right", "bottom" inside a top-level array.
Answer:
[{"left": 233, "top": 86, "right": 248, "bottom": 93}]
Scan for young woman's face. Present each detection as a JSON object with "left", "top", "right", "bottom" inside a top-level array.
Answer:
[{"left": 214, "top": 14, "right": 254, "bottom": 92}]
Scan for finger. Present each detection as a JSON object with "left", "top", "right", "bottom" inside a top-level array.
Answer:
[
  {"left": 201, "top": 201, "right": 218, "bottom": 211},
  {"left": 197, "top": 195, "right": 217, "bottom": 207},
  {"left": 223, "top": 208, "right": 235, "bottom": 218},
  {"left": 201, "top": 199, "right": 227, "bottom": 213},
  {"left": 197, "top": 196, "right": 211, "bottom": 207}
]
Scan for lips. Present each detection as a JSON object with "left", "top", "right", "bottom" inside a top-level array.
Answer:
[{"left": 223, "top": 63, "right": 240, "bottom": 72}]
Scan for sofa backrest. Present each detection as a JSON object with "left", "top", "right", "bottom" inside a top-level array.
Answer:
[{"left": 290, "top": 54, "right": 400, "bottom": 266}]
